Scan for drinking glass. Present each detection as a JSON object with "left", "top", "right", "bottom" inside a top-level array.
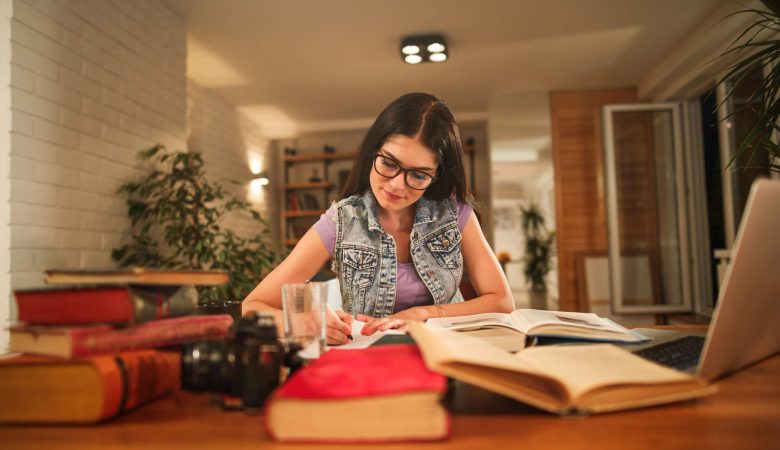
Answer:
[{"left": 281, "top": 282, "right": 328, "bottom": 358}]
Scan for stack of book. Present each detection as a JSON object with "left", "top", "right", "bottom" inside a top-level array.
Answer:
[{"left": 0, "top": 268, "right": 234, "bottom": 424}]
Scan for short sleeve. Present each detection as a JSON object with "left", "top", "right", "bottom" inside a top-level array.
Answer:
[
  {"left": 313, "top": 203, "right": 338, "bottom": 256},
  {"left": 456, "top": 202, "right": 473, "bottom": 232}
]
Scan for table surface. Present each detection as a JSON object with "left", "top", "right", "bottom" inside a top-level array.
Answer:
[{"left": 2, "top": 330, "right": 780, "bottom": 450}]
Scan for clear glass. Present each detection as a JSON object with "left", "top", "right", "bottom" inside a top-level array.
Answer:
[
  {"left": 281, "top": 282, "right": 328, "bottom": 358},
  {"left": 606, "top": 108, "right": 687, "bottom": 311}
]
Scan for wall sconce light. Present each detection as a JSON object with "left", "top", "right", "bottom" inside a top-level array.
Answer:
[
  {"left": 400, "top": 34, "right": 448, "bottom": 64},
  {"left": 253, "top": 172, "right": 270, "bottom": 186}
]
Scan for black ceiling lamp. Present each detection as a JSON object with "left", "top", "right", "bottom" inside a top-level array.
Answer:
[{"left": 400, "top": 34, "right": 448, "bottom": 64}]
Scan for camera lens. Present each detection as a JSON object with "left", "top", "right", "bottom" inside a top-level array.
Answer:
[{"left": 181, "top": 340, "right": 232, "bottom": 392}]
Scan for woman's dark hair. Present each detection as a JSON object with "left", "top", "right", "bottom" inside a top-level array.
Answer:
[{"left": 341, "top": 92, "right": 471, "bottom": 205}]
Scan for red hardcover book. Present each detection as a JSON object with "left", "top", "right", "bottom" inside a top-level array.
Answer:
[
  {"left": 264, "top": 344, "right": 450, "bottom": 443},
  {"left": 0, "top": 350, "right": 180, "bottom": 423},
  {"left": 9, "top": 314, "right": 233, "bottom": 358},
  {"left": 14, "top": 285, "right": 198, "bottom": 325}
]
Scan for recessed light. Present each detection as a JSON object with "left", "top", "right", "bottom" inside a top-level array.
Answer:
[
  {"left": 400, "top": 34, "right": 448, "bottom": 64},
  {"left": 429, "top": 52, "right": 447, "bottom": 62},
  {"left": 402, "top": 45, "right": 420, "bottom": 55},
  {"left": 427, "top": 42, "right": 445, "bottom": 53}
]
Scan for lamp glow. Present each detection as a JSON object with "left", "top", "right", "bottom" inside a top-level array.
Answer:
[
  {"left": 427, "top": 42, "right": 445, "bottom": 53},
  {"left": 402, "top": 45, "right": 420, "bottom": 55},
  {"left": 429, "top": 52, "right": 447, "bottom": 62},
  {"left": 400, "top": 34, "right": 448, "bottom": 65}
]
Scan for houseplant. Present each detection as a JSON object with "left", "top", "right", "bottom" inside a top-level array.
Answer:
[
  {"left": 112, "top": 144, "right": 279, "bottom": 303},
  {"left": 719, "top": 0, "right": 780, "bottom": 173},
  {"left": 520, "top": 203, "right": 555, "bottom": 308}
]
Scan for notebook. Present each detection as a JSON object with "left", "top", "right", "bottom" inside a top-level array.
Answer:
[{"left": 627, "top": 178, "right": 780, "bottom": 381}]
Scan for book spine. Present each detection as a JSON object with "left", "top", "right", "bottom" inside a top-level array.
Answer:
[
  {"left": 91, "top": 351, "right": 181, "bottom": 421},
  {"left": 16, "top": 285, "right": 198, "bottom": 326},
  {"left": 16, "top": 288, "right": 135, "bottom": 325},
  {"left": 69, "top": 315, "right": 233, "bottom": 357}
]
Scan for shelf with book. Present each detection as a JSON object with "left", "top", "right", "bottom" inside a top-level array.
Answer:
[{"left": 282, "top": 147, "right": 355, "bottom": 248}]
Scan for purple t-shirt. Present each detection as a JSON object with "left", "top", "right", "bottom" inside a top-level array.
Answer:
[{"left": 314, "top": 202, "right": 473, "bottom": 313}]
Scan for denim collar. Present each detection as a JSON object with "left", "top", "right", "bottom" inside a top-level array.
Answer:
[{"left": 360, "top": 190, "right": 441, "bottom": 232}]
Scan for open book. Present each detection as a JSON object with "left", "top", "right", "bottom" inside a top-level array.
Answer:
[
  {"left": 426, "top": 309, "right": 649, "bottom": 343},
  {"left": 408, "top": 323, "right": 716, "bottom": 415}
]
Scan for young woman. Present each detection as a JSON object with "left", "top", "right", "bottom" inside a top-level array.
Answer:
[{"left": 242, "top": 92, "right": 513, "bottom": 344}]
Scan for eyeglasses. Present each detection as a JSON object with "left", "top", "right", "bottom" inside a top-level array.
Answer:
[{"left": 373, "top": 154, "right": 437, "bottom": 190}]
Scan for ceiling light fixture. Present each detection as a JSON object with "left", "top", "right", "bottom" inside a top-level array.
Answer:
[{"left": 400, "top": 34, "right": 448, "bottom": 64}]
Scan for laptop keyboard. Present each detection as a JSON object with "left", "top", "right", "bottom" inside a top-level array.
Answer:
[{"left": 633, "top": 335, "right": 706, "bottom": 371}]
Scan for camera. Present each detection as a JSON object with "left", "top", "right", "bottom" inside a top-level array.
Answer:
[{"left": 181, "top": 308, "right": 302, "bottom": 410}]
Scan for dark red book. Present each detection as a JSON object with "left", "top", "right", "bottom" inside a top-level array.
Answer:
[
  {"left": 8, "top": 314, "right": 233, "bottom": 358},
  {"left": 264, "top": 344, "right": 450, "bottom": 443},
  {"left": 14, "top": 285, "right": 198, "bottom": 325},
  {"left": 0, "top": 350, "right": 180, "bottom": 423}
]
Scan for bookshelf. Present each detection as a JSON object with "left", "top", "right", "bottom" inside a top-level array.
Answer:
[{"left": 283, "top": 150, "right": 355, "bottom": 247}]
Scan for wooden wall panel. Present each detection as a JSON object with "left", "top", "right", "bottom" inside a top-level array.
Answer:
[{"left": 550, "top": 89, "right": 637, "bottom": 312}]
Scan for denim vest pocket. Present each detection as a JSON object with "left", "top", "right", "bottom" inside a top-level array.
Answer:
[
  {"left": 424, "top": 224, "right": 463, "bottom": 271},
  {"left": 340, "top": 244, "right": 379, "bottom": 313}
]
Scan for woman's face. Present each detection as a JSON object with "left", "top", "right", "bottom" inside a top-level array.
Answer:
[{"left": 369, "top": 134, "right": 439, "bottom": 214}]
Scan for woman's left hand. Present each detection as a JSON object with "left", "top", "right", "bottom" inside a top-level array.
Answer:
[{"left": 356, "top": 306, "right": 435, "bottom": 335}]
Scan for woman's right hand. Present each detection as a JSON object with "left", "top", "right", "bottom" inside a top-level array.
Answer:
[{"left": 326, "top": 307, "right": 354, "bottom": 346}]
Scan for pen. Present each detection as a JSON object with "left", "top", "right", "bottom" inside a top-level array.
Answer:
[{"left": 347, "top": 334, "right": 354, "bottom": 341}]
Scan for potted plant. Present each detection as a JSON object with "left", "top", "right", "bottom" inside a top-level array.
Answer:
[
  {"left": 520, "top": 203, "right": 555, "bottom": 309},
  {"left": 719, "top": 0, "right": 780, "bottom": 173},
  {"left": 112, "top": 145, "right": 280, "bottom": 303}
]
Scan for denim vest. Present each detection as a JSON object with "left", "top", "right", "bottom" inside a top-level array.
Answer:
[{"left": 332, "top": 191, "right": 464, "bottom": 317}]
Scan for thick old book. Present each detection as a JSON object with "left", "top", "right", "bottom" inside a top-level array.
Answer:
[
  {"left": 408, "top": 323, "right": 717, "bottom": 415},
  {"left": 426, "top": 309, "right": 649, "bottom": 343},
  {"left": 9, "top": 314, "right": 233, "bottom": 358},
  {"left": 264, "top": 344, "right": 450, "bottom": 443},
  {"left": 44, "top": 267, "right": 230, "bottom": 286},
  {"left": 14, "top": 285, "right": 198, "bottom": 325},
  {"left": 0, "top": 350, "right": 180, "bottom": 423}
]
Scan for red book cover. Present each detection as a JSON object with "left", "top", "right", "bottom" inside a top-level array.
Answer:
[
  {"left": 14, "top": 285, "right": 198, "bottom": 325},
  {"left": 264, "top": 344, "right": 450, "bottom": 443},
  {"left": 9, "top": 314, "right": 233, "bottom": 358},
  {"left": 0, "top": 350, "right": 181, "bottom": 423}
]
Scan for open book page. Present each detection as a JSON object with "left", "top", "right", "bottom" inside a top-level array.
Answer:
[
  {"left": 336, "top": 320, "right": 405, "bottom": 350},
  {"left": 409, "top": 323, "right": 568, "bottom": 411},
  {"left": 515, "top": 344, "right": 698, "bottom": 401},
  {"left": 511, "top": 310, "right": 627, "bottom": 333},
  {"left": 425, "top": 312, "right": 520, "bottom": 332},
  {"left": 510, "top": 310, "right": 649, "bottom": 342},
  {"left": 408, "top": 323, "right": 714, "bottom": 413}
]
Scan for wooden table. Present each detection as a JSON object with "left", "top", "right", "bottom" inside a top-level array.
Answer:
[{"left": 1, "top": 348, "right": 779, "bottom": 449}]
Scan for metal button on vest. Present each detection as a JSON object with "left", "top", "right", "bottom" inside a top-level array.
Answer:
[
  {"left": 442, "top": 238, "right": 450, "bottom": 248},
  {"left": 427, "top": 270, "right": 435, "bottom": 277}
]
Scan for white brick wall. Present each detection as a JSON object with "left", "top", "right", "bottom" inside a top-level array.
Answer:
[
  {"left": 188, "top": 80, "right": 279, "bottom": 242},
  {"left": 3, "top": 1, "right": 278, "bottom": 343},
  {"left": 7, "top": 0, "right": 188, "bottom": 309},
  {"left": 1, "top": 0, "right": 13, "bottom": 352}
]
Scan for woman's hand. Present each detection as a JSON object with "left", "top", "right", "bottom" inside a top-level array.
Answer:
[
  {"left": 357, "top": 314, "right": 407, "bottom": 335},
  {"left": 326, "top": 307, "right": 354, "bottom": 346}
]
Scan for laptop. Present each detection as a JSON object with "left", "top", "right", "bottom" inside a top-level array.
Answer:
[{"left": 627, "top": 178, "right": 780, "bottom": 381}]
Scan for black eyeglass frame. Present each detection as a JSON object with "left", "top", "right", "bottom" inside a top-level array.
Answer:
[{"left": 372, "top": 154, "right": 438, "bottom": 191}]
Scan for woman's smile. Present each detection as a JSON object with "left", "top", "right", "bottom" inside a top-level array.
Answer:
[{"left": 382, "top": 188, "right": 404, "bottom": 202}]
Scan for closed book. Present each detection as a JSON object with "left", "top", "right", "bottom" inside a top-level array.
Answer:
[
  {"left": 15, "top": 285, "right": 198, "bottom": 326},
  {"left": 0, "top": 350, "right": 180, "bottom": 423},
  {"left": 264, "top": 344, "right": 450, "bottom": 443},
  {"left": 9, "top": 314, "right": 233, "bottom": 358},
  {"left": 44, "top": 267, "right": 230, "bottom": 286}
]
